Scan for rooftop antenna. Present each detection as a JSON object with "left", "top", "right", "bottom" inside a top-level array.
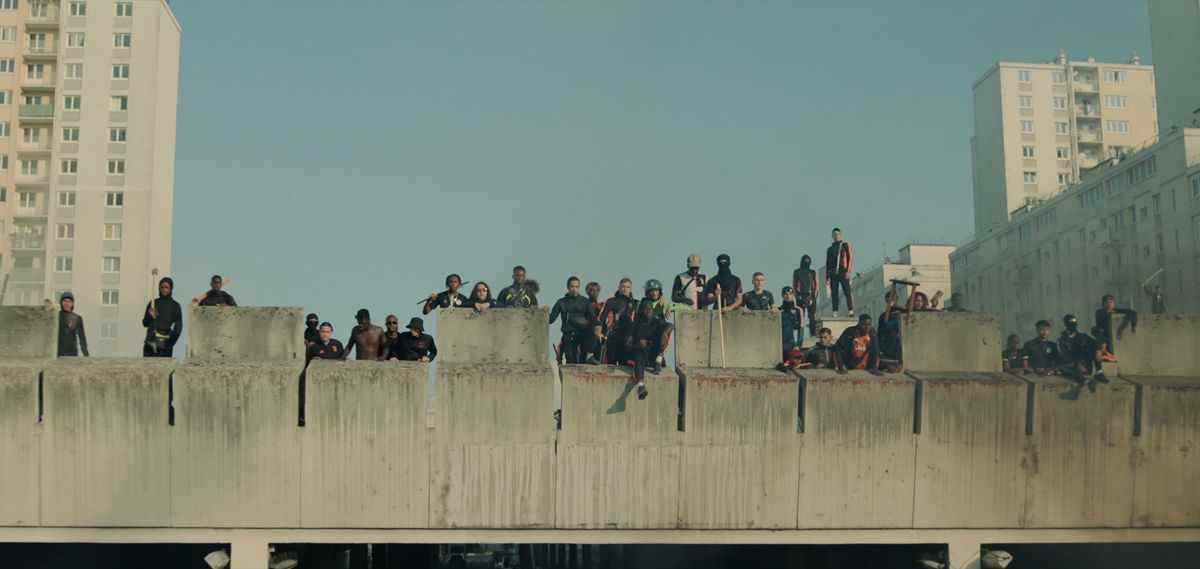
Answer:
[
  {"left": 1129, "top": 51, "right": 1142, "bottom": 65},
  {"left": 1056, "top": 49, "right": 1068, "bottom": 65}
]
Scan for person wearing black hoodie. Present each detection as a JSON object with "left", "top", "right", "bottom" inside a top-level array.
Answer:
[
  {"left": 702, "top": 253, "right": 744, "bottom": 311},
  {"left": 792, "top": 254, "right": 819, "bottom": 335},
  {"left": 595, "top": 278, "right": 638, "bottom": 364},
  {"left": 1059, "top": 314, "right": 1107, "bottom": 386},
  {"left": 549, "top": 276, "right": 596, "bottom": 364},
  {"left": 1093, "top": 294, "right": 1137, "bottom": 356},
  {"left": 303, "top": 313, "right": 321, "bottom": 346},
  {"left": 57, "top": 292, "right": 88, "bottom": 357},
  {"left": 142, "top": 277, "right": 182, "bottom": 357}
]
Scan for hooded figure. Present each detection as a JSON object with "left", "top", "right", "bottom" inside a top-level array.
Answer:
[
  {"left": 1058, "top": 314, "right": 1107, "bottom": 384},
  {"left": 304, "top": 313, "right": 320, "bottom": 345},
  {"left": 702, "top": 253, "right": 743, "bottom": 309},
  {"left": 792, "top": 255, "right": 820, "bottom": 335},
  {"left": 57, "top": 292, "right": 88, "bottom": 357},
  {"left": 143, "top": 277, "right": 182, "bottom": 357}
]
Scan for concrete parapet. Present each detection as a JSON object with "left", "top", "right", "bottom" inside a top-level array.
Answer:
[
  {"left": 1022, "top": 376, "right": 1136, "bottom": 527},
  {"left": 0, "top": 306, "right": 56, "bottom": 359},
  {"left": 170, "top": 361, "right": 304, "bottom": 527},
  {"left": 796, "top": 370, "right": 917, "bottom": 528},
  {"left": 436, "top": 307, "right": 550, "bottom": 365},
  {"left": 902, "top": 311, "right": 1002, "bottom": 373},
  {"left": 910, "top": 372, "right": 1028, "bottom": 528},
  {"left": 556, "top": 365, "right": 681, "bottom": 529},
  {"left": 186, "top": 306, "right": 304, "bottom": 363},
  {"left": 679, "top": 367, "right": 799, "bottom": 529},
  {"left": 0, "top": 361, "right": 40, "bottom": 526},
  {"left": 40, "top": 359, "right": 174, "bottom": 527},
  {"left": 300, "top": 360, "right": 430, "bottom": 528},
  {"left": 674, "top": 310, "right": 780, "bottom": 368},
  {"left": 1112, "top": 314, "right": 1200, "bottom": 377},
  {"left": 1125, "top": 376, "right": 1200, "bottom": 527},
  {"left": 432, "top": 362, "right": 556, "bottom": 528}
]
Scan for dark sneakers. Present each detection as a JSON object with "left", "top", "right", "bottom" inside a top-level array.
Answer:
[{"left": 637, "top": 382, "right": 648, "bottom": 400}]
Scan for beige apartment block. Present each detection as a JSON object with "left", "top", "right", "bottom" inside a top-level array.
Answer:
[
  {"left": 0, "top": 0, "right": 180, "bottom": 356},
  {"left": 971, "top": 54, "right": 1158, "bottom": 234},
  {"left": 1149, "top": 0, "right": 1200, "bottom": 131},
  {"left": 816, "top": 243, "right": 956, "bottom": 321}
]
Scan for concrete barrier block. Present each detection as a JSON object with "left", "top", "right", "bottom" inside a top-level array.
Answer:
[
  {"left": 796, "top": 370, "right": 916, "bottom": 528},
  {"left": 910, "top": 372, "right": 1028, "bottom": 528},
  {"left": 1023, "top": 376, "right": 1136, "bottom": 527},
  {"left": 1112, "top": 314, "right": 1200, "bottom": 377},
  {"left": 186, "top": 307, "right": 304, "bottom": 363},
  {"left": 40, "top": 359, "right": 174, "bottom": 527},
  {"left": 170, "top": 362, "right": 303, "bottom": 527},
  {"left": 301, "top": 360, "right": 430, "bottom": 528},
  {"left": 556, "top": 365, "right": 680, "bottom": 529},
  {"left": 436, "top": 307, "right": 550, "bottom": 365},
  {"left": 680, "top": 367, "right": 800, "bottom": 529},
  {"left": 0, "top": 362, "right": 40, "bottom": 525},
  {"left": 0, "top": 306, "right": 56, "bottom": 359},
  {"left": 902, "top": 311, "right": 1002, "bottom": 373},
  {"left": 674, "top": 310, "right": 781, "bottom": 369},
  {"left": 432, "top": 363, "right": 556, "bottom": 528},
  {"left": 1126, "top": 376, "right": 1200, "bottom": 527}
]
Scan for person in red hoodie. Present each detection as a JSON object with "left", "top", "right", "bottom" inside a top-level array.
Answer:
[{"left": 825, "top": 227, "right": 855, "bottom": 317}]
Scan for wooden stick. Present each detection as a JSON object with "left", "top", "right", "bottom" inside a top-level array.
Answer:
[{"left": 716, "top": 284, "right": 727, "bottom": 369}]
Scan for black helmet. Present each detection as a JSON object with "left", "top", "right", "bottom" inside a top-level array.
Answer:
[
  {"left": 644, "top": 279, "right": 663, "bottom": 292},
  {"left": 1063, "top": 314, "right": 1079, "bottom": 331}
]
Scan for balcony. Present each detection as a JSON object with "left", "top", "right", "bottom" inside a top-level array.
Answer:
[
  {"left": 15, "top": 172, "right": 50, "bottom": 185},
  {"left": 25, "top": 13, "right": 60, "bottom": 29},
  {"left": 23, "top": 46, "right": 57, "bottom": 60},
  {"left": 1075, "top": 105, "right": 1100, "bottom": 118},
  {"left": 8, "top": 236, "right": 45, "bottom": 251},
  {"left": 18, "top": 104, "right": 54, "bottom": 123},
  {"left": 20, "top": 77, "right": 56, "bottom": 91},
  {"left": 1073, "top": 81, "right": 1099, "bottom": 93},
  {"left": 17, "top": 141, "right": 51, "bottom": 155},
  {"left": 1077, "top": 131, "right": 1103, "bottom": 144}
]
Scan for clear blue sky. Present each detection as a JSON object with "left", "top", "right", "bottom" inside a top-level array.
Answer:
[{"left": 168, "top": 0, "right": 1153, "bottom": 336}]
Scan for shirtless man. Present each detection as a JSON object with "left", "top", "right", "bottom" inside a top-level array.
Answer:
[{"left": 344, "top": 308, "right": 386, "bottom": 360}]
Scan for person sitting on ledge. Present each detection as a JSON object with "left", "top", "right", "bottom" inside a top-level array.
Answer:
[
  {"left": 466, "top": 281, "right": 496, "bottom": 311},
  {"left": 306, "top": 322, "right": 344, "bottom": 362},
  {"left": 389, "top": 317, "right": 437, "bottom": 362},
  {"left": 423, "top": 273, "right": 469, "bottom": 314},
  {"left": 498, "top": 265, "right": 539, "bottom": 308},
  {"left": 195, "top": 274, "right": 237, "bottom": 307},
  {"left": 1059, "top": 314, "right": 1108, "bottom": 388},
  {"left": 835, "top": 313, "right": 879, "bottom": 373},
  {"left": 640, "top": 279, "right": 674, "bottom": 374},
  {"left": 345, "top": 308, "right": 386, "bottom": 361},
  {"left": 877, "top": 290, "right": 904, "bottom": 365},
  {"left": 806, "top": 327, "right": 840, "bottom": 370},
  {"left": 629, "top": 299, "right": 669, "bottom": 400},
  {"left": 1001, "top": 333, "right": 1028, "bottom": 373},
  {"left": 1023, "top": 320, "right": 1061, "bottom": 375}
]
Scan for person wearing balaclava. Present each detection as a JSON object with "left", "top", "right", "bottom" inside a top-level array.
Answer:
[
  {"left": 702, "top": 253, "right": 744, "bottom": 311},
  {"left": 1058, "top": 314, "right": 1108, "bottom": 387},
  {"left": 142, "top": 277, "right": 182, "bottom": 357},
  {"left": 57, "top": 292, "right": 89, "bottom": 357},
  {"left": 303, "top": 313, "right": 321, "bottom": 346},
  {"left": 792, "top": 254, "right": 819, "bottom": 335}
]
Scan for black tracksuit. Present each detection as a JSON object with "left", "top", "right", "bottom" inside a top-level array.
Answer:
[
  {"left": 58, "top": 311, "right": 88, "bottom": 357},
  {"left": 198, "top": 290, "right": 237, "bottom": 307},
  {"left": 550, "top": 293, "right": 596, "bottom": 364},
  {"left": 1093, "top": 308, "right": 1137, "bottom": 355},
  {"left": 142, "top": 296, "right": 182, "bottom": 357},
  {"left": 597, "top": 294, "right": 637, "bottom": 364},
  {"left": 307, "top": 339, "right": 345, "bottom": 361},
  {"left": 1023, "top": 338, "right": 1061, "bottom": 371},
  {"left": 389, "top": 332, "right": 438, "bottom": 362}
]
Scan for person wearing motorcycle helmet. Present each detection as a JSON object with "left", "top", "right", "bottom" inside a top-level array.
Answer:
[
  {"left": 639, "top": 278, "right": 674, "bottom": 375},
  {"left": 1058, "top": 314, "right": 1108, "bottom": 386}
]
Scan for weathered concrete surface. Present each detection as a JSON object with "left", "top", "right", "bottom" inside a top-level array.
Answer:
[
  {"left": 674, "top": 310, "right": 780, "bottom": 369},
  {"left": 1125, "top": 376, "right": 1200, "bottom": 527},
  {"left": 902, "top": 312, "right": 1002, "bottom": 373},
  {"left": 557, "top": 365, "right": 681, "bottom": 529},
  {"left": 796, "top": 370, "right": 916, "bottom": 528},
  {"left": 436, "top": 307, "right": 550, "bottom": 365},
  {"left": 1023, "top": 376, "right": 1136, "bottom": 527},
  {"left": 40, "top": 359, "right": 174, "bottom": 527},
  {"left": 680, "top": 367, "right": 799, "bottom": 529},
  {"left": 170, "top": 362, "right": 303, "bottom": 527},
  {"left": 432, "top": 363, "right": 556, "bottom": 528},
  {"left": 1112, "top": 314, "right": 1200, "bottom": 377},
  {"left": 0, "top": 362, "right": 40, "bottom": 525},
  {"left": 186, "top": 307, "right": 304, "bottom": 363},
  {"left": 0, "top": 306, "right": 56, "bottom": 359},
  {"left": 910, "top": 372, "right": 1028, "bottom": 528},
  {"left": 300, "top": 360, "right": 430, "bottom": 528}
]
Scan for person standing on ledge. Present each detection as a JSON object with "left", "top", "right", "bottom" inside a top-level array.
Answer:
[
  {"left": 498, "top": 265, "right": 539, "bottom": 307},
  {"left": 825, "top": 228, "right": 854, "bottom": 317},
  {"left": 792, "top": 254, "right": 819, "bottom": 336},
  {"left": 742, "top": 272, "right": 775, "bottom": 311},
  {"left": 195, "top": 275, "right": 237, "bottom": 307},
  {"left": 423, "top": 273, "right": 469, "bottom": 315},
  {"left": 57, "top": 292, "right": 88, "bottom": 357},
  {"left": 671, "top": 254, "right": 707, "bottom": 309},
  {"left": 344, "top": 308, "right": 386, "bottom": 360},
  {"left": 595, "top": 278, "right": 638, "bottom": 365},
  {"left": 306, "top": 322, "right": 344, "bottom": 361},
  {"left": 549, "top": 276, "right": 595, "bottom": 364},
  {"left": 390, "top": 317, "right": 438, "bottom": 362},
  {"left": 703, "top": 253, "right": 743, "bottom": 311},
  {"left": 142, "top": 277, "right": 182, "bottom": 358},
  {"left": 303, "top": 313, "right": 321, "bottom": 347},
  {"left": 1093, "top": 294, "right": 1136, "bottom": 356}
]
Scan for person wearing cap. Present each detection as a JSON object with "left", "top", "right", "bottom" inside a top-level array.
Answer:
[
  {"left": 549, "top": 276, "right": 596, "bottom": 364},
  {"left": 742, "top": 272, "right": 775, "bottom": 311},
  {"left": 703, "top": 253, "right": 744, "bottom": 311},
  {"left": 344, "top": 308, "right": 386, "bottom": 361},
  {"left": 595, "top": 278, "right": 638, "bottom": 365},
  {"left": 389, "top": 317, "right": 438, "bottom": 362},
  {"left": 306, "top": 322, "right": 345, "bottom": 361},
  {"left": 303, "top": 313, "right": 321, "bottom": 347},
  {"left": 423, "top": 273, "right": 469, "bottom": 315},
  {"left": 1058, "top": 314, "right": 1107, "bottom": 386},
  {"left": 671, "top": 254, "right": 708, "bottom": 309},
  {"left": 57, "top": 292, "right": 89, "bottom": 357},
  {"left": 142, "top": 277, "right": 182, "bottom": 358},
  {"left": 197, "top": 275, "right": 237, "bottom": 307},
  {"left": 834, "top": 313, "right": 879, "bottom": 372},
  {"left": 780, "top": 286, "right": 803, "bottom": 353},
  {"left": 792, "top": 254, "right": 820, "bottom": 335},
  {"left": 825, "top": 228, "right": 855, "bottom": 317},
  {"left": 498, "top": 265, "right": 539, "bottom": 308}
]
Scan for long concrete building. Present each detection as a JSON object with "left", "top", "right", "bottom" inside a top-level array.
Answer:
[{"left": 0, "top": 0, "right": 180, "bottom": 357}]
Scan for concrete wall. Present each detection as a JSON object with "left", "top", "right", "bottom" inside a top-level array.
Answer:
[
  {"left": 301, "top": 360, "right": 429, "bottom": 528},
  {"left": 674, "top": 310, "right": 780, "bottom": 368},
  {"left": 902, "top": 312, "right": 1002, "bottom": 373},
  {"left": 1128, "top": 376, "right": 1200, "bottom": 527},
  {"left": 1113, "top": 314, "right": 1200, "bottom": 377},
  {"left": 0, "top": 306, "right": 56, "bottom": 359},
  {"left": 436, "top": 307, "right": 550, "bottom": 365},
  {"left": 0, "top": 362, "right": 40, "bottom": 526},
  {"left": 557, "top": 365, "right": 680, "bottom": 529},
  {"left": 186, "top": 307, "right": 304, "bottom": 363}
]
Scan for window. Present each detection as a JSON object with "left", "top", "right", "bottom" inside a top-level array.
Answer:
[
  {"left": 103, "top": 223, "right": 122, "bottom": 240},
  {"left": 1022, "top": 145, "right": 1036, "bottom": 158},
  {"left": 67, "top": 32, "right": 85, "bottom": 47},
  {"left": 18, "top": 191, "right": 35, "bottom": 208},
  {"left": 1105, "top": 120, "right": 1130, "bottom": 134},
  {"left": 0, "top": 121, "right": 8, "bottom": 137},
  {"left": 111, "top": 64, "right": 128, "bottom": 79},
  {"left": 113, "top": 33, "right": 131, "bottom": 48},
  {"left": 21, "top": 127, "right": 39, "bottom": 143},
  {"left": 0, "top": 59, "right": 16, "bottom": 73},
  {"left": 102, "top": 256, "right": 120, "bottom": 273},
  {"left": 0, "top": 91, "right": 9, "bottom": 104},
  {"left": 20, "top": 159, "right": 38, "bottom": 175},
  {"left": 68, "top": 1, "right": 86, "bottom": 16},
  {"left": 60, "top": 159, "right": 77, "bottom": 174},
  {"left": 57, "top": 191, "right": 75, "bottom": 206},
  {"left": 26, "top": 32, "right": 44, "bottom": 48},
  {"left": 61, "top": 127, "right": 79, "bottom": 142},
  {"left": 65, "top": 63, "right": 83, "bottom": 79},
  {"left": 1058, "top": 173, "right": 1071, "bottom": 185},
  {"left": 56, "top": 223, "right": 74, "bottom": 240},
  {"left": 1020, "top": 120, "right": 1034, "bottom": 133},
  {"left": 0, "top": 26, "right": 14, "bottom": 41},
  {"left": 107, "top": 159, "right": 125, "bottom": 174},
  {"left": 0, "top": 154, "right": 8, "bottom": 170},
  {"left": 1103, "top": 70, "right": 1127, "bottom": 83},
  {"left": 115, "top": 1, "right": 131, "bottom": 17},
  {"left": 1056, "top": 146, "right": 1071, "bottom": 159},
  {"left": 55, "top": 256, "right": 72, "bottom": 273},
  {"left": 0, "top": 187, "right": 6, "bottom": 201},
  {"left": 102, "top": 289, "right": 119, "bottom": 306},
  {"left": 1055, "top": 122, "right": 1070, "bottom": 134},
  {"left": 30, "top": 1, "right": 46, "bottom": 17},
  {"left": 0, "top": 0, "right": 17, "bottom": 10},
  {"left": 110, "top": 95, "right": 127, "bottom": 111},
  {"left": 100, "top": 322, "right": 118, "bottom": 339},
  {"left": 105, "top": 191, "right": 123, "bottom": 207},
  {"left": 1018, "top": 69, "right": 1032, "bottom": 82},
  {"left": 1023, "top": 171, "right": 1038, "bottom": 184},
  {"left": 1104, "top": 95, "right": 1128, "bottom": 108},
  {"left": 108, "top": 127, "right": 126, "bottom": 142},
  {"left": 1018, "top": 95, "right": 1033, "bottom": 108},
  {"left": 1052, "top": 71, "right": 1066, "bottom": 83},
  {"left": 1052, "top": 96, "right": 1067, "bottom": 110},
  {"left": 64, "top": 95, "right": 81, "bottom": 110}
]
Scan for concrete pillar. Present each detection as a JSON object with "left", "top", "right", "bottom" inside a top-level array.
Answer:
[
  {"left": 947, "top": 539, "right": 981, "bottom": 569},
  {"left": 230, "top": 537, "right": 269, "bottom": 569}
]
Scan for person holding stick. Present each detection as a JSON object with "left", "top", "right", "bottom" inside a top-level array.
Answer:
[
  {"left": 142, "top": 276, "right": 182, "bottom": 358},
  {"left": 703, "top": 253, "right": 743, "bottom": 312},
  {"left": 423, "top": 274, "right": 469, "bottom": 314}
]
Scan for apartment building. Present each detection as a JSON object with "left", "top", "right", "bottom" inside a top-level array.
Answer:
[
  {"left": 1149, "top": 0, "right": 1200, "bottom": 131},
  {"left": 971, "top": 53, "right": 1158, "bottom": 234},
  {"left": 0, "top": 0, "right": 179, "bottom": 356},
  {"left": 816, "top": 243, "right": 956, "bottom": 321}
]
